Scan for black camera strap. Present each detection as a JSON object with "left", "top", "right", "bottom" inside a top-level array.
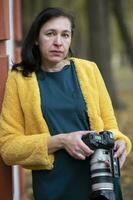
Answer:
[{"left": 110, "top": 150, "right": 123, "bottom": 200}]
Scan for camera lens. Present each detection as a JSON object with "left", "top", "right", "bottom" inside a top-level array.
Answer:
[{"left": 90, "top": 149, "right": 115, "bottom": 200}]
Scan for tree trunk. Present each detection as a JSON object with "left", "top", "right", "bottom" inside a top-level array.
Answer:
[
  {"left": 112, "top": 0, "right": 133, "bottom": 67},
  {"left": 22, "top": 0, "right": 52, "bottom": 36},
  {"left": 86, "top": 0, "right": 120, "bottom": 108}
]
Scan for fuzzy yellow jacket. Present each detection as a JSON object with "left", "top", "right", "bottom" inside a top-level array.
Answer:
[{"left": 0, "top": 58, "right": 132, "bottom": 170}]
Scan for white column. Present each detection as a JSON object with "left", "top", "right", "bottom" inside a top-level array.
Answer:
[
  {"left": 6, "top": 0, "right": 20, "bottom": 199},
  {"left": 6, "top": 0, "right": 14, "bottom": 68}
]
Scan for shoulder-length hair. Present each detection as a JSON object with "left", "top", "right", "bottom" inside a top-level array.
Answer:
[{"left": 12, "top": 7, "right": 75, "bottom": 76}]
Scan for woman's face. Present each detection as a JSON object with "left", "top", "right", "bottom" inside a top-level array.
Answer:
[{"left": 37, "top": 16, "right": 72, "bottom": 65}]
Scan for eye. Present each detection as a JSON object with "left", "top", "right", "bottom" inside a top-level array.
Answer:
[
  {"left": 62, "top": 33, "right": 70, "bottom": 38},
  {"left": 46, "top": 31, "right": 55, "bottom": 37}
]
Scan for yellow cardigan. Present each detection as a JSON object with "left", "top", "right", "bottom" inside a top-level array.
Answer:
[{"left": 0, "top": 58, "right": 131, "bottom": 170}]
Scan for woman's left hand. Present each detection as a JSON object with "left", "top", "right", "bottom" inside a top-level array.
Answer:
[{"left": 114, "top": 139, "right": 126, "bottom": 168}]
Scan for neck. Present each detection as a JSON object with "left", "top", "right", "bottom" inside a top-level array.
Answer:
[{"left": 41, "top": 59, "right": 70, "bottom": 72}]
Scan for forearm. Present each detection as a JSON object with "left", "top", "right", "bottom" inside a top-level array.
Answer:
[{"left": 47, "top": 134, "right": 66, "bottom": 154}]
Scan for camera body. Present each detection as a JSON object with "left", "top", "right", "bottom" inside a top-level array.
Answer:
[
  {"left": 82, "top": 131, "right": 120, "bottom": 200},
  {"left": 82, "top": 131, "right": 114, "bottom": 150}
]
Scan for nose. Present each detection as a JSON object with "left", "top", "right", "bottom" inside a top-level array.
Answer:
[{"left": 54, "top": 35, "right": 62, "bottom": 46}]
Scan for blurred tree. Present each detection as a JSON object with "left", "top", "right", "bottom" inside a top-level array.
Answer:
[
  {"left": 112, "top": 0, "right": 133, "bottom": 67},
  {"left": 86, "top": 0, "right": 120, "bottom": 108},
  {"left": 21, "top": 0, "right": 52, "bottom": 36}
]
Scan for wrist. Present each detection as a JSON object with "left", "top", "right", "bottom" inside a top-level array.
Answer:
[
  {"left": 47, "top": 134, "right": 66, "bottom": 154},
  {"left": 58, "top": 133, "right": 67, "bottom": 149}
]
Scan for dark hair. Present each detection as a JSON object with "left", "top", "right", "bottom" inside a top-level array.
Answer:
[{"left": 12, "top": 7, "right": 75, "bottom": 76}]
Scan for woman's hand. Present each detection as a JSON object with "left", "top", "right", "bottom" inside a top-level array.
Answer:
[
  {"left": 61, "top": 130, "right": 94, "bottom": 160},
  {"left": 114, "top": 139, "right": 126, "bottom": 168},
  {"left": 47, "top": 130, "right": 94, "bottom": 160}
]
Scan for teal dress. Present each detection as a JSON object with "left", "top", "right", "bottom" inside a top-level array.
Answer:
[
  {"left": 32, "top": 62, "right": 92, "bottom": 200},
  {"left": 32, "top": 62, "right": 123, "bottom": 200}
]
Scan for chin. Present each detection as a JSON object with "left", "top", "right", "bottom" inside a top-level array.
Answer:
[{"left": 50, "top": 57, "right": 64, "bottom": 63}]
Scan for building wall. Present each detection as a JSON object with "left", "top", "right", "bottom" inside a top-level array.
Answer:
[
  {"left": 0, "top": 0, "right": 13, "bottom": 199},
  {"left": 0, "top": 0, "right": 23, "bottom": 199}
]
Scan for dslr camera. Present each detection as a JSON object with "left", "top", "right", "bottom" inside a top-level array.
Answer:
[{"left": 82, "top": 131, "right": 121, "bottom": 200}]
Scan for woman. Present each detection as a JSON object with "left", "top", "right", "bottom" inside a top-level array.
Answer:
[{"left": 0, "top": 7, "right": 131, "bottom": 200}]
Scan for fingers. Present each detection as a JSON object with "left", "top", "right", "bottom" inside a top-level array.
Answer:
[
  {"left": 71, "top": 148, "right": 93, "bottom": 160},
  {"left": 70, "top": 151, "right": 86, "bottom": 160},
  {"left": 64, "top": 130, "right": 95, "bottom": 160},
  {"left": 114, "top": 140, "right": 126, "bottom": 158},
  {"left": 79, "top": 140, "right": 94, "bottom": 156},
  {"left": 119, "top": 151, "right": 126, "bottom": 168},
  {"left": 77, "top": 130, "right": 94, "bottom": 157},
  {"left": 114, "top": 140, "right": 127, "bottom": 168},
  {"left": 114, "top": 145, "right": 125, "bottom": 158},
  {"left": 77, "top": 130, "right": 95, "bottom": 156},
  {"left": 66, "top": 140, "right": 93, "bottom": 160}
]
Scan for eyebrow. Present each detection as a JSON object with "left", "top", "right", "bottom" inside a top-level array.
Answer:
[{"left": 45, "top": 29, "right": 71, "bottom": 33}]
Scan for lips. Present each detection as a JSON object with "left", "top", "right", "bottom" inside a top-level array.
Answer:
[{"left": 50, "top": 50, "right": 63, "bottom": 54}]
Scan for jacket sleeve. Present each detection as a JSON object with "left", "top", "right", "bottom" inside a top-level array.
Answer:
[
  {"left": 93, "top": 63, "right": 132, "bottom": 155},
  {"left": 0, "top": 72, "right": 54, "bottom": 169}
]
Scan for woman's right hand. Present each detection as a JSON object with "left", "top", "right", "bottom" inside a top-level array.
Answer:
[
  {"left": 48, "top": 130, "right": 94, "bottom": 160},
  {"left": 61, "top": 130, "right": 94, "bottom": 160}
]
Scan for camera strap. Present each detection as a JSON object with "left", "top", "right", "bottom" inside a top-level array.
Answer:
[
  {"left": 111, "top": 150, "right": 123, "bottom": 200},
  {"left": 113, "top": 177, "right": 123, "bottom": 200}
]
